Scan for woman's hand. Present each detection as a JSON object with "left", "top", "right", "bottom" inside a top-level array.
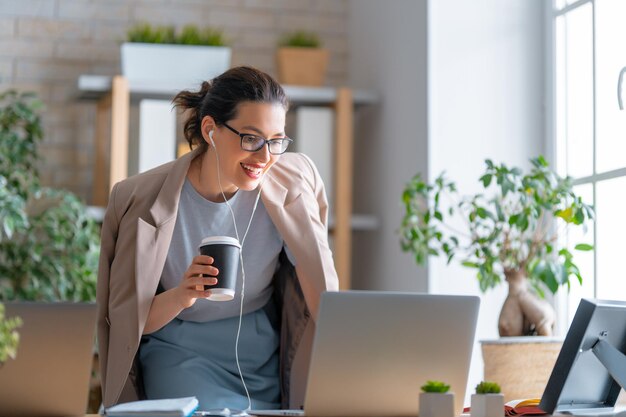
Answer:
[
  {"left": 143, "top": 255, "right": 220, "bottom": 334},
  {"left": 173, "top": 255, "right": 219, "bottom": 309}
]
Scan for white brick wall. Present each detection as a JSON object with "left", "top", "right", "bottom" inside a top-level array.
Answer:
[
  {"left": 57, "top": 1, "right": 132, "bottom": 21},
  {"left": 0, "top": 18, "right": 16, "bottom": 37},
  {"left": 0, "top": 0, "right": 56, "bottom": 18},
  {"left": 17, "top": 18, "right": 91, "bottom": 39},
  {"left": 0, "top": 0, "right": 349, "bottom": 201}
]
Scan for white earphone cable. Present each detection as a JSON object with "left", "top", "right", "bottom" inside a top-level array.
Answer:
[{"left": 211, "top": 132, "right": 264, "bottom": 411}]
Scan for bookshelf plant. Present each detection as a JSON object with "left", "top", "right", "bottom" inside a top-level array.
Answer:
[
  {"left": 121, "top": 23, "right": 231, "bottom": 83},
  {"left": 276, "top": 30, "right": 329, "bottom": 86}
]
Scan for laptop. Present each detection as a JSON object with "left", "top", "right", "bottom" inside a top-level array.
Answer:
[
  {"left": 0, "top": 302, "right": 97, "bottom": 417},
  {"left": 251, "top": 290, "right": 480, "bottom": 417}
]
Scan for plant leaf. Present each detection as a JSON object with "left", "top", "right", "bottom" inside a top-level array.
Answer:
[{"left": 574, "top": 243, "right": 594, "bottom": 251}]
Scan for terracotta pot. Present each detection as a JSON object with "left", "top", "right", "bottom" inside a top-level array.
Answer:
[{"left": 276, "top": 47, "right": 329, "bottom": 86}]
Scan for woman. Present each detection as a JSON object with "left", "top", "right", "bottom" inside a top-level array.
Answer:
[{"left": 96, "top": 66, "right": 339, "bottom": 411}]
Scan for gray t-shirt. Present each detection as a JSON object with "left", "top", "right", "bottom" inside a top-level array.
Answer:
[{"left": 160, "top": 178, "right": 284, "bottom": 322}]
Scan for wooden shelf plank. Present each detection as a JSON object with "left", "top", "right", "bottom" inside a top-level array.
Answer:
[{"left": 77, "top": 75, "right": 379, "bottom": 105}]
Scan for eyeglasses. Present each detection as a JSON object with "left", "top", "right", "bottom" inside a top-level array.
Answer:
[{"left": 222, "top": 122, "right": 293, "bottom": 155}]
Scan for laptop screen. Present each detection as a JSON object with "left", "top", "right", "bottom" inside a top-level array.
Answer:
[
  {"left": 302, "top": 291, "right": 480, "bottom": 417},
  {"left": 0, "top": 302, "right": 97, "bottom": 417}
]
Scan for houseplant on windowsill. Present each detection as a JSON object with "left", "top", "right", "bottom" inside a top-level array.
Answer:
[
  {"left": 419, "top": 380, "right": 455, "bottom": 417},
  {"left": 121, "top": 23, "right": 231, "bottom": 86},
  {"left": 400, "top": 156, "right": 594, "bottom": 400},
  {"left": 276, "top": 30, "right": 329, "bottom": 86}
]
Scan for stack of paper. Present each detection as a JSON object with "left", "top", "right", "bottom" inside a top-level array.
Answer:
[{"left": 105, "top": 397, "right": 199, "bottom": 417}]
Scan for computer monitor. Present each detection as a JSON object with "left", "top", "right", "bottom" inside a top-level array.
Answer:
[{"left": 539, "top": 298, "right": 626, "bottom": 414}]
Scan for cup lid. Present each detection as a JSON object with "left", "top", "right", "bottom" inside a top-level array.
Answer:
[{"left": 199, "top": 235, "right": 242, "bottom": 249}]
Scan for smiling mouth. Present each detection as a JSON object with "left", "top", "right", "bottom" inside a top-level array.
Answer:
[{"left": 241, "top": 163, "right": 264, "bottom": 176}]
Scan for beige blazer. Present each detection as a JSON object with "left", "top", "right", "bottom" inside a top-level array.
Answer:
[{"left": 96, "top": 147, "right": 339, "bottom": 408}]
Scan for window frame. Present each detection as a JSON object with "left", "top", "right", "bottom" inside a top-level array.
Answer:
[{"left": 548, "top": 0, "right": 626, "bottom": 333}]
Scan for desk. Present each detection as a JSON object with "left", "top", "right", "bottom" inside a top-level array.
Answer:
[{"left": 78, "top": 76, "right": 378, "bottom": 289}]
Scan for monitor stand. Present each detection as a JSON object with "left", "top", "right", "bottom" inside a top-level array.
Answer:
[
  {"left": 592, "top": 337, "right": 626, "bottom": 391},
  {"left": 557, "top": 338, "right": 626, "bottom": 417}
]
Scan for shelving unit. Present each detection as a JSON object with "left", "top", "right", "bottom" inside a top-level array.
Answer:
[{"left": 77, "top": 75, "right": 378, "bottom": 289}]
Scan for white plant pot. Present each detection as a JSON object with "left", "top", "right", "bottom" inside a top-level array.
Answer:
[
  {"left": 419, "top": 392, "right": 455, "bottom": 417},
  {"left": 120, "top": 42, "right": 231, "bottom": 86},
  {"left": 470, "top": 393, "right": 504, "bottom": 417}
]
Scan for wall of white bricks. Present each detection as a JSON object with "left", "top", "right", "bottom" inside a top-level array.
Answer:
[{"left": 0, "top": 0, "right": 349, "bottom": 201}]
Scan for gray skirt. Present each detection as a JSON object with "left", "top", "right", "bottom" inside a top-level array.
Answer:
[{"left": 139, "top": 300, "right": 280, "bottom": 411}]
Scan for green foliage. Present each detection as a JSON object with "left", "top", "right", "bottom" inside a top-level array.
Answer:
[
  {"left": 279, "top": 31, "right": 322, "bottom": 48},
  {"left": 127, "top": 23, "right": 227, "bottom": 46},
  {"left": 0, "top": 90, "right": 100, "bottom": 301},
  {"left": 127, "top": 23, "right": 175, "bottom": 44},
  {"left": 475, "top": 381, "right": 501, "bottom": 394},
  {"left": 400, "top": 157, "right": 594, "bottom": 296},
  {"left": 178, "top": 25, "right": 226, "bottom": 46},
  {"left": 421, "top": 380, "right": 451, "bottom": 393},
  {"left": 0, "top": 302, "right": 21, "bottom": 364}
]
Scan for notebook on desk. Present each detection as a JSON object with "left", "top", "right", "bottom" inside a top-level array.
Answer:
[
  {"left": 250, "top": 290, "right": 480, "bottom": 417},
  {"left": 0, "top": 302, "right": 97, "bottom": 417}
]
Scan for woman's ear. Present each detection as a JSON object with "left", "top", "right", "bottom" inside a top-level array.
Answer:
[{"left": 200, "top": 115, "right": 216, "bottom": 144}]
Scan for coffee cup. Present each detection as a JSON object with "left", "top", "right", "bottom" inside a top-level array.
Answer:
[{"left": 198, "top": 236, "right": 241, "bottom": 301}]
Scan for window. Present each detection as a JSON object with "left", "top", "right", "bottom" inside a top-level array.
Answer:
[{"left": 551, "top": 0, "right": 626, "bottom": 329}]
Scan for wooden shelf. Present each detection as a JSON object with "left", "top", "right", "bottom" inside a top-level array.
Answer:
[
  {"left": 77, "top": 75, "right": 379, "bottom": 289},
  {"left": 78, "top": 75, "right": 379, "bottom": 106}
]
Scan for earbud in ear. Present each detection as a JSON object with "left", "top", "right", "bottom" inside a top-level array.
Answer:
[{"left": 208, "top": 130, "right": 215, "bottom": 146}]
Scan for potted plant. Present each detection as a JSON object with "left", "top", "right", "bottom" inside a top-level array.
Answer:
[
  {"left": 400, "top": 156, "right": 593, "bottom": 336},
  {"left": 121, "top": 23, "right": 231, "bottom": 85},
  {"left": 419, "top": 380, "right": 455, "bottom": 417},
  {"left": 471, "top": 381, "right": 504, "bottom": 417},
  {"left": 400, "top": 156, "right": 594, "bottom": 400},
  {"left": 0, "top": 89, "right": 101, "bottom": 411},
  {"left": 0, "top": 90, "right": 100, "bottom": 302},
  {"left": 276, "top": 30, "right": 329, "bottom": 86},
  {"left": 0, "top": 302, "right": 21, "bottom": 366}
]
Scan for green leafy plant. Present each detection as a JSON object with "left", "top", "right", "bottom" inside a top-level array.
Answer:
[
  {"left": 400, "top": 156, "right": 593, "bottom": 295},
  {"left": 0, "top": 302, "right": 21, "bottom": 365},
  {"left": 126, "top": 23, "right": 226, "bottom": 46},
  {"left": 400, "top": 156, "right": 594, "bottom": 336},
  {"left": 127, "top": 23, "right": 176, "bottom": 44},
  {"left": 279, "top": 30, "right": 322, "bottom": 48},
  {"left": 421, "top": 380, "right": 451, "bottom": 393},
  {"left": 475, "top": 381, "right": 501, "bottom": 394},
  {"left": 178, "top": 24, "right": 226, "bottom": 46},
  {"left": 0, "top": 90, "right": 100, "bottom": 301}
]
